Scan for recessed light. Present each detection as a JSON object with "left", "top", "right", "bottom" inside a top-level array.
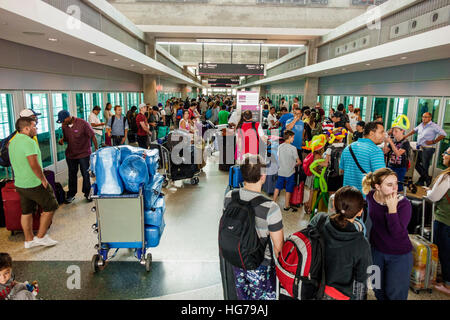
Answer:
[
  {"left": 130, "top": 64, "right": 135, "bottom": 67},
  {"left": 113, "top": 59, "right": 119, "bottom": 61},
  {"left": 342, "top": 68, "right": 346, "bottom": 71},
  {"left": 23, "top": 31, "right": 45, "bottom": 36},
  {"left": 89, "top": 51, "right": 96, "bottom": 54},
  {"left": 143, "top": 68, "right": 146, "bottom": 71},
  {"left": 365, "top": 63, "right": 371, "bottom": 66},
  {"left": 48, "top": 38, "right": 58, "bottom": 42},
  {"left": 401, "top": 56, "right": 407, "bottom": 60}
]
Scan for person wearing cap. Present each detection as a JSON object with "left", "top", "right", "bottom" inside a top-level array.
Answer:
[
  {"left": 89, "top": 106, "right": 105, "bottom": 148},
  {"left": 383, "top": 122, "right": 411, "bottom": 191},
  {"left": 353, "top": 121, "right": 365, "bottom": 143},
  {"left": 57, "top": 110, "right": 97, "bottom": 203},
  {"left": 9, "top": 117, "right": 59, "bottom": 248},
  {"left": 18, "top": 109, "right": 41, "bottom": 144},
  {"left": 404, "top": 112, "right": 447, "bottom": 186},
  {"left": 136, "top": 104, "right": 150, "bottom": 149}
]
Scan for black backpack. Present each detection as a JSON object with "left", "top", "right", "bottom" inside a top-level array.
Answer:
[
  {"left": 0, "top": 131, "right": 18, "bottom": 167},
  {"left": 327, "top": 145, "right": 345, "bottom": 179},
  {"left": 218, "top": 190, "right": 270, "bottom": 270},
  {"left": 54, "top": 182, "right": 66, "bottom": 205}
]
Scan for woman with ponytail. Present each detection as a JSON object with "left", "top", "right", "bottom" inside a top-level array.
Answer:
[
  {"left": 362, "top": 168, "right": 412, "bottom": 300},
  {"left": 309, "top": 186, "right": 372, "bottom": 300}
]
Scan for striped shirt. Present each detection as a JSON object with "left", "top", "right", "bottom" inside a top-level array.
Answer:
[
  {"left": 224, "top": 188, "right": 283, "bottom": 266},
  {"left": 339, "top": 138, "right": 385, "bottom": 196}
]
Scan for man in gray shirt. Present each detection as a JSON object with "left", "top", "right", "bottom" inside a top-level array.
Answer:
[
  {"left": 106, "top": 105, "right": 128, "bottom": 146},
  {"left": 273, "top": 130, "right": 302, "bottom": 211}
]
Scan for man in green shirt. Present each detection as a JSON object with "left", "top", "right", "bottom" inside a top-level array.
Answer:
[
  {"left": 218, "top": 105, "right": 230, "bottom": 125},
  {"left": 8, "top": 117, "right": 59, "bottom": 249}
]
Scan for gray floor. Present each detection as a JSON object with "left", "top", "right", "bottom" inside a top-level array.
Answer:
[{"left": 0, "top": 152, "right": 448, "bottom": 300}]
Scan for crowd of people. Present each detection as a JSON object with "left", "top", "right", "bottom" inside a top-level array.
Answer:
[{"left": 1, "top": 93, "right": 448, "bottom": 301}]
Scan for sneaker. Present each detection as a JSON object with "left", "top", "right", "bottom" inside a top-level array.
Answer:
[
  {"left": 65, "top": 196, "right": 75, "bottom": 204},
  {"left": 34, "top": 234, "right": 58, "bottom": 247},
  {"left": 24, "top": 238, "right": 40, "bottom": 249}
]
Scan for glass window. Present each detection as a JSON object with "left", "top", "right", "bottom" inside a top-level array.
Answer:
[
  {"left": 353, "top": 96, "right": 367, "bottom": 120},
  {"left": 415, "top": 98, "right": 440, "bottom": 127},
  {"left": 0, "top": 93, "right": 14, "bottom": 179},
  {"left": 25, "top": 93, "right": 54, "bottom": 168},
  {"left": 0, "top": 93, "right": 14, "bottom": 139},
  {"left": 371, "top": 97, "right": 388, "bottom": 125},
  {"left": 52, "top": 93, "right": 69, "bottom": 162},
  {"left": 117, "top": 93, "right": 124, "bottom": 108},
  {"left": 386, "top": 98, "right": 409, "bottom": 130},
  {"left": 127, "top": 92, "right": 139, "bottom": 110},
  {"left": 107, "top": 93, "right": 118, "bottom": 107},
  {"left": 140, "top": 92, "right": 144, "bottom": 104},
  {"left": 437, "top": 99, "right": 450, "bottom": 170},
  {"left": 75, "top": 93, "right": 92, "bottom": 122}
]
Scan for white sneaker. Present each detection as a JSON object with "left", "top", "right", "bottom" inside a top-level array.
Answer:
[
  {"left": 24, "top": 238, "right": 40, "bottom": 249},
  {"left": 34, "top": 234, "right": 58, "bottom": 247}
]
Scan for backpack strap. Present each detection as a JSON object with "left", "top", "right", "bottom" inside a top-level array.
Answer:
[
  {"left": 111, "top": 115, "right": 115, "bottom": 129},
  {"left": 349, "top": 145, "right": 367, "bottom": 174}
]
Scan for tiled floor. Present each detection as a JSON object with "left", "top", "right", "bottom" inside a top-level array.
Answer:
[{"left": 0, "top": 152, "right": 448, "bottom": 300}]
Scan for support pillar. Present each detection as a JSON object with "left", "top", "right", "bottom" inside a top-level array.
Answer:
[
  {"left": 181, "top": 84, "right": 188, "bottom": 100},
  {"left": 303, "top": 39, "right": 320, "bottom": 107},
  {"left": 143, "top": 75, "right": 157, "bottom": 106}
]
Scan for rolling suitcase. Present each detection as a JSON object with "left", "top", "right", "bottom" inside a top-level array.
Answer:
[
  {"left": 0, "top": 179, "right": 12, "bottom": 227},
  {"left": 290, "top": 181, "right": 304, "bottom": 207},
  {"left": 228, "top": 165, "right": 243, "bottom": 189},
  {"left": 2, "top": 181, "right": 40, "bottom": 234},
  {"left": 409, "top": 234, "right": 438, "bottom": 294},
  {"left": 44, "top": 170, "right": 56, "bottom": 196}
]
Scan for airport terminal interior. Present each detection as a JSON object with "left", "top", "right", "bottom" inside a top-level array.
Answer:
[{"left": 0, "top": 0, "right": 449, "bottom": 301}]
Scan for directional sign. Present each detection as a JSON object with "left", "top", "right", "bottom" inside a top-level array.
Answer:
[{"left": 199, "top": 63, "right": 264, "bottom": 76}]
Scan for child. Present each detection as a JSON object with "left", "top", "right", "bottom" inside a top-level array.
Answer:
[
  {"left": 0, "top": 253, "right": 37, "bottom": 300},
  {"left": 309, "top": 186, "right": 372, "bottom": 300},
  {"left": 353, "top": 121, "right": 365, "bottom": 142},
  {"left": 325, "top": 128, "right": 346, "bottom": 196},
  {"left": 273, "top": 130, "right": 302, "bottom": 212}
]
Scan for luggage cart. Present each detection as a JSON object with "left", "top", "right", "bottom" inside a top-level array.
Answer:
[
  {"left": 151, "top": 142, "right": 200, "bottom": 187},
  {"left": 90, "top": 184, "right": 152, "bottom": 273},
  {"left": 404, "top": 144, "right": 420, "bottom": 194}
]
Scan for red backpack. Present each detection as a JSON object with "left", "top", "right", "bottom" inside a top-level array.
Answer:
[
  {"left": 302, "top": 153, "right": 314, "bottom": 177},
  {"left": 275, "top": 215, "right": 326, "bottom": 300},
  {"left": 237, "top": 122, "right": 260, "bottom": 156}
]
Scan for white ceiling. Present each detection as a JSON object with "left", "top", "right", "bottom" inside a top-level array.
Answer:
[{"left": 0, "top": 3, "right": 200, "bottom": 86}]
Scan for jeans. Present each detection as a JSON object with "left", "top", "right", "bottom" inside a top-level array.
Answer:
[
  {"left": 415, "top": 148, "right": 435, "bottom": 185},
  {"left": 137, "top": 135, "right": 148, "bottom": 149},
  {"left": 371, "top": 248, "right": 413, "bottom": 300},
  {"left": 66, "top": 156, "right": 91, "bottom": 199},
  {"left": 111, "top": 135, "right": 124, "bottom": 146},
  {"left": 433, "top": 220, "right": 450, "bottom": 286},
  {"left": 389, "top": 166, "right": 407, "bottom": 192}
]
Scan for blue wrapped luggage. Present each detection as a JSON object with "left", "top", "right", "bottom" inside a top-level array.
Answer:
[
  {"left": 144, "top": 195, "right": 165, "bottom": 227},
  {"left": 119, "top": 155, "right": 149, "bottom": 193},
  {"left": 145, "top": 219, "right": 165, "bottom": 248},
  {"left": 95, "top": 147, "right": 124, "bottom": 195},
  {"left": 143, "top": 173, "right": 165, "bottom": 210}
]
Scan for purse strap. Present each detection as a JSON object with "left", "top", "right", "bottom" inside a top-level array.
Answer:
[{"left": 349, "top": 145, "right": 367, "bottom": 174}]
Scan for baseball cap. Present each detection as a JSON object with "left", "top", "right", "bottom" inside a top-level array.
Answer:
[
  {"left": 138, "top": 103, "right": 147, "bottom": 110},
  {"left": 56, "top": 110, "right": 71, "bottom": 123},
  {"left": 19, "top": 109, "right": 41, "bottom": 118}
]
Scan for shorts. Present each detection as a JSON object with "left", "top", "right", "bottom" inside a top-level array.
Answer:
[
  {"left": 16, "top": 184, "right": 59, "bottom": 214},
  {"left": 275, "top": 174, "right": 296, "bottom": 193}
]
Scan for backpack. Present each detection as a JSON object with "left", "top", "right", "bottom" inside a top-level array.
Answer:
[
  {"left": 54, "top": 182, "right": 66, "bottom": 205},
  {"left": 0, "top": 131, "right": 18, "bottom": 167},
  {"left": 275, "top": 214, "right": 327, "bottom": 300},
  {"left": 302, "top": 153, "right": 314, "bottom": 177},
  {"left": 327, "top": 145, "right": 345, "bottom": 178},
  {"left": 218, "top": 190, "right": 271, "bottom": 270},
  {"left": 176, "top": 109, "right": 183, "bottom": 120},
  {"left": 127, "top": 112, "right": 138, "bottom": 133}
]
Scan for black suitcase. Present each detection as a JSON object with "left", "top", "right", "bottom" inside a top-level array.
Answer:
[
  {"left": 218, "top": 132, "right": 235, "bottom": 171},
  {"left": 407, "top": 196, "right": 433, "bottom": 238}
]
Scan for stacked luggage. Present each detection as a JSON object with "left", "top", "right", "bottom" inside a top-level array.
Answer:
[
  {"left": 409, "top": 234, "right": 439, "bottom": 294},
  {"left": 89, "top": 145, "right": 165, "bottom": 272}
]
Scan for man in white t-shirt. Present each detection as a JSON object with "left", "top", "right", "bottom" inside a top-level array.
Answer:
[
  {"left": 89, "top": 106, "right": 105, "bottom": 147},
  {"left": 267, "top": 106, "right": 278, "bottom": 130},
  {"left": 347, "top": 104, "right": 359, "bottom": 132}
]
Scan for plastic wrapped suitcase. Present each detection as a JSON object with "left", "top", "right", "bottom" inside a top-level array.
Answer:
[
  {"left": 2, "top": 181, "right": 40, "bottom": 233},
  {"left": 228, "top": 165, "right": 243, "bottom": 189},
  {"left": 409, "top": 234, "right": 438, "bottom": 294},
  {"left": 262, "top": 173, "right": 277, "bottom": 196}
]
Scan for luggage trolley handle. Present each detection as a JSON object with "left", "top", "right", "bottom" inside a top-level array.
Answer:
[
  {"left": 159, "top": 144, "right": 171, "bottom": 178},
  {"left": 422, "top": 196, "right": 435, "bottom": 241}
]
